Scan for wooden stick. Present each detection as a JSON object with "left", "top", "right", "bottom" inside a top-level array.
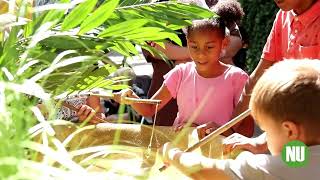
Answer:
[
  {"left": 159, "top": 109, "right": 251, "bottom": 171},
  {"left": 186, "top": 109, "right": 251, "bottom": 152},
  {"left": 57, "top": 92, "right": 162, "bottom": 105},
  {"left": 123, "top": 97, "right": 161, "bottom": 105},
  {"left": 83, "top": 93, "right": 162, "bottom": 105}
]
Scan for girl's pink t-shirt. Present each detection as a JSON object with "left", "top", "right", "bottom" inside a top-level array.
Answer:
[{"left": 164, "top": 62, "right": 248, "bottom": 127}]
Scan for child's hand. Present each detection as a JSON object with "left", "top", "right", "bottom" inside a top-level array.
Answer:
[
  {"left": 113, "top": 89, "right": 136, "bottom": 105},
  {"left": 196, "top": 122, "right": 220, "bottom": 139},
  {"left": 174, "top": 122, "right": 198, "bottom": 132},
  {"left": 174, "top": 124, "right": 184, "bottom": 132},
  {"left": 161, "top": 142, "right": 182, "bottom": 164},
  {"left": 223, "top": 133, "right": 268, "bottom": 155},
  {"left": 77, "top": 105, "right": 104, "bottom": 124}
]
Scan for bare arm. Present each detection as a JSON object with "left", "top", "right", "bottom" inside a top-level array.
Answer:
[
  {"left": 87, "top": 96, "right": 104, "bottom": 114},
  {"left": 163, "top": 144, "right": 231, "bottom": 180},
  {"left": 231, "top": 59, "right": 274, "bottom": 137},
  {"left": 114, "top": 83, "right": 173, "bottom": 117},
  {"left": 74, "top": 96, "right": 106, "bottom": 123},
  {"left": 233, "top": 58, "right": 274, "bottom": 117},
  {"left": 152, "top": 42, "right": 191, "bottom": 61},
  {"left": 223, "top": 132, "right": 269, "bottom": 155},
  {"left": 85, "top": 96, "right": 106, "bottom": 122}
]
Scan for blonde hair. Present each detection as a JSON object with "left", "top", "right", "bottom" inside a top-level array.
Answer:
[{"left": 250, "top": 59, "right": 320, "bottom": 136}]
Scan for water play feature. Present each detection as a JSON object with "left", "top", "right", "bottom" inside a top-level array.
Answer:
[{"left": 47, "top": 122, "right": 237, "bottom": 178}]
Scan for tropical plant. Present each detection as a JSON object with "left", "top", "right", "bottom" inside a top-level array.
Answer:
[
  {"left": 0, "top": 0, "right": 214, "bottom": 179},
  {"left": 238, "top": 0, "right": 278, "bottom": 72}
]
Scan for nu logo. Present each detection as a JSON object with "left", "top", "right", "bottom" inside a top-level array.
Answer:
[{"left": 281, "top": 140, "right": 309, "bottom": 167}]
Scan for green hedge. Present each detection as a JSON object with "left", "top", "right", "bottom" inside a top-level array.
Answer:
[{"left": 239, "top": 0, "right": 279, "bottom": 72}]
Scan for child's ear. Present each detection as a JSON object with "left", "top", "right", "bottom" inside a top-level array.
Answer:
[
  {"left": 222, "top": 36, "right": 230, "bottom": 50},
  {"left": 281, "top": 121, "right": 299, "bottom": 140}
]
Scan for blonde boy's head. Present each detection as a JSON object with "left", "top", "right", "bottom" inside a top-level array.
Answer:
[{"left": 250, "top": 59, "right": 320, "bottom": 143}]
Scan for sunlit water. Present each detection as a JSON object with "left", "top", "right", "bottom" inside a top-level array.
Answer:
[{"left": 46, "top": 122, "right": 240, "bottom": 179}]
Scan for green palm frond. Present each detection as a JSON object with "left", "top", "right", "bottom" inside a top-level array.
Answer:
[
  {"left": 1, "top": 1, "right": 214, "bottom": 95},
  {"left": 0, "top": 2, "right": 215, "bottom": 178}
]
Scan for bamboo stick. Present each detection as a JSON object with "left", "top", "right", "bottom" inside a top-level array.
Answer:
[
  {"left": 186, "top": 109, "right": 251, "bottom": 152},
  {"left": 75, "top": 93, "right": 162, "bottom": 105},
  {"left": 60, "top": 93, "right": 161, "bottom": 123},
  {"left": 122, "top": 97, "right": 161, "bottom": 105},
  {"left": 159, "top": 109, "right": 251, "bottom": 171},
  {"left": 55, "top": 90, "right": 162, "bottom": 105}
]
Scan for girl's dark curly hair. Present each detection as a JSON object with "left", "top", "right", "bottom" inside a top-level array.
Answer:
[
  {"left": 211, "top": 0, "right": 244, "bottom": 24},
  {"left": 184, "top": 18, "right": 226, "bottom": 37},
  {"left": 183, "top": 0, "right": 244, "bottom": 37}
]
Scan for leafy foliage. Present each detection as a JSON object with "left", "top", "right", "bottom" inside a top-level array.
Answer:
[
  {"left": 0, "top": 0, "right": 214, "bottom": 179},
  {"left": 239, "top": 0, "right": 278, "bottom": 72}
]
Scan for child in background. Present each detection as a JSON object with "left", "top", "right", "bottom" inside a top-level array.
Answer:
[
  {"left": 142, "top": 0, "right": 208, "bottom": 127},
  {"left": 54, "top": 67, "right": 137, "bottom": 123},
  {"left": 56, "top": 95, "right": 106, "bottom": 124},
  {"left": 143, "top": 0, "right": 252, "bottom": 135},
  {"left": 114, "top": 15, "right": 250, "bottom": 136},
  {"left": 226, "top": 0, "right": 320, "bottom": 152},
  {"left": 211, "top": 0, "right": 245, "bottom": 67},
  {"left": 37, "top": 94, "right": 106, "bottom": 124},
  {"left": 162, "top": 59, "right": 320, "bottom": 179}
]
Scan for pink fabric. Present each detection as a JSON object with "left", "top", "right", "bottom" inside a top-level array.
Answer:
[
  {"left": 164, "top": 62, "right": 248, "bottom": 127},
  {"left": 262, "top": 0, "right": 320, "bottom": 61}
]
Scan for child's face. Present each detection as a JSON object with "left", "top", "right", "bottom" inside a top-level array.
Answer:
[
  {"left": 187, "top": 28, "right": 227, "bottom": 75},
  {"left": 257, "top": 114, "right": 291, "bottom": 155},
  {"left": 274, "top": 0, "right": 308, "bottom": 12}
]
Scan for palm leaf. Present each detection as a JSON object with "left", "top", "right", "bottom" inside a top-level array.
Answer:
[
  {"left": 68, "top": 64, "right": 131, "bottom": 92},
  {"left": 39, "top": 34, "right": 101, "bottom": 50},
  {"left": 0, "top": 0, "right": 220, "bottom": 179},
  {"left": 98, "top": 19, "right": 149, "bottom": 38},
  {"left": 114, "top": 2, "right": 214, "bottom": 24},
  {"left": 79, "top": 0, "right": 120, "bottom": 35},
  {"left": 61, "top": 0, "right": 98, "bottom": 31}
]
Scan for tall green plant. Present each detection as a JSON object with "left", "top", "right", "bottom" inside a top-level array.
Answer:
[{"left": 0, "top": 0, "right": 214, "bottom": 179}]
